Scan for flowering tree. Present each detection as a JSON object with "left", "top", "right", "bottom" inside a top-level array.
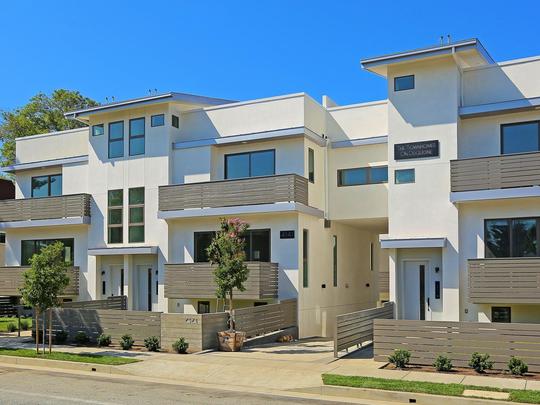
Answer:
[{"left": 206, "top": 218, "right": 249, "bottom": 330}]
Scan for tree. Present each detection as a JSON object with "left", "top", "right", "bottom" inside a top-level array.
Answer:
[
  {"left": 0, "top": 89, "right": 98, "bottom": 166},
  {"left": 207, "top": 218, "right": 250, "bottom": 330},
  {"left": 20, "top": 242, "right": 70, "bottom": 354}
]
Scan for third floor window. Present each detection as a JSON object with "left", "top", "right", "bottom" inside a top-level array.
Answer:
[
  {"left": 129, "top": 118, "right": 145, "bottom": 156},
  {"left": 225, "top": 150, "right": 275, "bottom": 179},
  {"left": 31, "top": 174, "right": 62, "bottom": 197},
  {"left": 501, "top": 121, "right": 540, "bottom": 155},
  {"left": 337, "top": 166, "right": 388, "bottom": 187},
  {"left": 108, "top": 121, "right": 124, "bottom": 159}
]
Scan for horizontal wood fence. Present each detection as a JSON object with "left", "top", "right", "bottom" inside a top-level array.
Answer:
[
  {"left": 374, "top": 319, "right": 540, "bottom": 372},
  {"left": 334, "top": 302, "right": 394, "bottom": 357},
  {"left": 0, "top": 266, "right": 79, "bottom": 296},
  {"left": 234, "top": 300, "right": 297, "bottom": 338},
  {"left": 0, "top": 193, "right": 91, "bottom": 222},
  {"left": 62, "top": 296, "right": 127, "bottom": 310},
  {"left": 161, "top": 312, "right": 228, "bottom": 352},
  {"left": 451, "top": 151, "right": 540, "bottom": 192}
]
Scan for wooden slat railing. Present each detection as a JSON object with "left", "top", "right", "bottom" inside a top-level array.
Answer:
[
  {"left": 378, "top": 271, "right": 389, "bottom": 295},
  {"left": 0, "top": 266, "right": 79, "bottom": 296},
  {"left": 159, "top": 174, "right": 308, "bottom": 210},
  {"left": 469, "top": 258, "right": 540, "bottom": 304},
  {"left": 164, "top": 262, "right": 278, "bottom": 300},
  {"left": 234, "top": 299, "right": 297, "bottom": 338},
  {"left": 451, "top": 151, "right": 540, "bottom": 192},
  {"left": 374, "top": 319, "right": 540, "bottom": 372},
  {"left": 62, "top": 296, "right": 127, "bottom": 310},
  {"left": 334, "top": 302, "right": 394, "bottom": 357},
  {"left": 0, "top": 194, "right": 91, "bottom": 222}
]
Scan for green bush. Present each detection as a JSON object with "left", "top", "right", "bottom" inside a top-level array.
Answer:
[
  {"left": 20, "top": 319, "right": 30, "bottom": 331},
  {"left": 508, "top": 356, "right": 528, "bottom": 376},
  {"left": 172, "top": 337, "right": 189, "bottom": 354},
  {"left": 388, "top": 349, "right": 411, "bottom": 369},
  {"left": 469, "top": 352, "right": 493, "bottom": 373},
  {"left": 55, "top": 330, "right": 68, "bottom": 344},
  {"left": 74, "top": 331, "right": 89, "bottom": 345},
  {"left": 433, "top": 355, "right": 453, "bottom": 372},
  {"left": 120, "top": 334, "right": 134, "bottom": 350},
  {"left": 6, "top": 323, "right": 17, "bottom": 333},
  {"left": 97, "top": 334, "right": 112, "bottom": 347},
  {"left": 144, "top": 336, "right": 160, "bottom": 352}
]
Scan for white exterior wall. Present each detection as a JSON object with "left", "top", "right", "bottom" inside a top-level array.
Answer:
[
  {"left": 327, "top": 101, "right": 388, "bottom": 141},
  {"left": 15, "top": 128, "right": 88, "bottom": 164}
]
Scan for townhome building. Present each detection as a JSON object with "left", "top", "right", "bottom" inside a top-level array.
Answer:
[{"left": 1, "top": 38, "right": 539, "bottom": 338}]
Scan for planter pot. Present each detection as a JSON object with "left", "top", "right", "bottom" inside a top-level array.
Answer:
[{"left": 217, "top": 331, "right": 246, "bottom": 352}]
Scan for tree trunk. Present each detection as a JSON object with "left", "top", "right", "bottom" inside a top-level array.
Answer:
[
  {"left": 229, "top": 290, "right": 235, "bottom": 331},
  {"left": 35, "top": 308, "right": 39, "bottom": 354},
  {"left": 42, "top": 312, "right": 45, "bottom": 354},
  {"left": 48, "top": 308, "right": 52, "bottom": 354}
]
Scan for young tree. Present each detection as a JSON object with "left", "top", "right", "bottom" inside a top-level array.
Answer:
[
  {"left": 207, "top": 218, "right": 250, "bottom": 330},
  {"left": 20, "top": 242, "right": 70, "bottom": 354}
]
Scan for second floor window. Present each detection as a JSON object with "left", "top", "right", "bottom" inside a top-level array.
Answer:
[
  {"left": 31, "top": 174, "right": 62, "bottom": 197},
  {"left": 21, "top": 238, "right": 74, "bottom": 266},
  {"left": 128, "top": 187, "right": 144, "bottom": 243},
  {"left": 485, "top": 217, "right": 539, "bottom": 258},
  {"left": 308, "top": 148, "right": 315, "bottom": 183},
  {"left": 129, "top": 118, "right": 145, "bottom": 156},
  {"left": 108, "top": 189, "right": 123, "bottom": 243},
  {"left": 194, "top": 229, "right": 270, "bottom": 262},
  {"left": 337, "top": 166, "right": 388, "bottom": 187},
  {"left": 501, "top": 121, "right": 540, "bottom": 155},
  {"left": 108, "top": 121, "right": 124, "bottom": 159},
  {"left": 225, "top": 150, "right": 275, "bottom": 179}
]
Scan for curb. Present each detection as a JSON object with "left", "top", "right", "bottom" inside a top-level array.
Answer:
[{"left": 0, "top": 355, "right": 130, "bottom": 375}]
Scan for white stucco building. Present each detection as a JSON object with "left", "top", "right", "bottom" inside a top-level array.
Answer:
[{"left": 2, "top": 38, "right": 540, "bottom": 336}]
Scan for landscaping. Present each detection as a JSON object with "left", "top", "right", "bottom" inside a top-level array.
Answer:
[
  {"left": 0, "top": 348, "right": 140, "bottom": 365},
  {"left": 0, "top": 317, "right": 31, "bottom": 332}
]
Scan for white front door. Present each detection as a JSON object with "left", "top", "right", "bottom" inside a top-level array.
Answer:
[{"left": 402, "top": 261, "right": 429, "bottom": 320}]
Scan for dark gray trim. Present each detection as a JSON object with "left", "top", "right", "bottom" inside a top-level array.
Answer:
[
  {"left": 224, "top": 149, "right": 275, "bottom": 180},
  {"left": 500, "top": 120, "right": 540, "bottom": 155}
]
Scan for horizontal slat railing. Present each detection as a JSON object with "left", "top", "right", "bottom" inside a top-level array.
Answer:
[
  {"left": 334, "top": 302, "right": 394, "bottom": 357},
  {"left": 0, "top": 194, "right": 91, "bottom": 222},
  {"left": 374, "top": 319, "right": 540, "bottom": 372},
  {"left": 451, "top": 151, "right": 540, "bottom": 192},
  {"left": 164, "top": 262, "right": 278, "bottom": 300},
  {"left": 0, "top": 266, "right": 79, "bottom": 296},
  {"left": 159, "top": 174, "right": 308, "bottom": 210},
  {"left": 62, "top": 296, "right": 127, "bottom": 310},
  {"left": 469, "top": 258, "right": 540, "bottom": 304},
  {"left": 234, "top": 299, "right": 297, "bottom": 338}
]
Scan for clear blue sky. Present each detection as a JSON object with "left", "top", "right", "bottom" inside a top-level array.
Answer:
[{"left": 1, "top": 0, "right": 540, "bottom": 111}]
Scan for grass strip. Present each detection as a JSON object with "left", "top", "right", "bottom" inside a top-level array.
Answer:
[
  {"left": 0, "top": 348, "right": 139, "bottom": 365},
  {"left": 510, "top": 391, "right": 540, "bottom": 404}
]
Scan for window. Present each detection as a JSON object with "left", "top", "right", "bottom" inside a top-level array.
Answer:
[
  {"left": 31, "top": 174, "right": 62, "bottom": 197},
  {"left": 332, "top": 235, "right": 337, "bottom": 287},
  {"left": 302, "top": 229, "right": 309, "bottom": 288},
  {"left": 129, "top": 118, "right": 145, "bottom": 156},
  {"left": 194, "top": 231, "right": 215, "bottom": 262},
  {"left": 485, "top": 217, "right": 539, "bottom": 258},
  {"left": 337, "top": 166, "right": 388, "bottom": 186},
  {"left": 198, "top": 301, "right": 210, "bottom": 314},
  {"left": 92, "top": 124, "right": 104, "bottom": 136},
  {"left": 21, "top": 238, "right": 74, "bottom": 266},
  {"left": 492, "top": 307, "right": 511, "bottom": 323},
  {"left": 151, "top": 114, "right": 165, "bottom": 127},
  {"left": 194, "top": 229, "right": 270, "bottom": 262},
  {"left": 395, "top": 168, "right": 415, "bottom": 184},
  {"left": 225, "top": 150, "right": 275, "bottom": 179},
  {"left": 108, "top": 189, "right": 123, "bottom": 243},
  {"left": 0, "top": 233, "right": 5, "bottom": 243},
  {"left": 108, "top": 121, "right": 124, "bottom": 158},
  {"left": 369, "top": 242, "right": 373, "bottom": 271},
  {"left": 308, "top": 148, "right": 315, "bottom": 183},
  {"left": 172, "top": 115, "right": 179, "bottom": 128},
  {"left": 128, "top": 187, "right": 144, "bottom": 243},
  {"left": 394, "top": 75, "right": 415, "bottom": 91},
  {"left": 501, "top": 121, "right": 540, "bottom": 155}
]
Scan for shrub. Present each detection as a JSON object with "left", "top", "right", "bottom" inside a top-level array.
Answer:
[
  {"left": 74, "top": 331, "right": 89, "bottom": 345},
  {"left": 20, "top": 319, "right": 30, "bottom": 331},
  {"left": 433, "top": 355, "right": 453, "bottom": 372},
  {"left": 172, "top": 337, "right": 189, "bottom": 354},
  {"left": 469, "top": 352, "right": 493, "bottom": 373},
  {"left": 144, "top": 336, "right": 160, "bottom": 352},
  {"left": 388, "top": 349, "right": 411, "bottom": 369},
  {"left": 55, "top": 330, "right": 68, "bottom": 344},
  {"left": 120, "top": 334, "right": 134, "bottom": 350},
  {"left": 6, "top": 323, "right": 17, "bottom": 333},
  {"left": 97, "top": 334, "right": 112, "bottom": 347},
  {"left": 508, "top": 356, "right": 528, "bottom": 376}
]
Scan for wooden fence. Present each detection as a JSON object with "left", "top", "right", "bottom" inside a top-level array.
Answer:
[
  {"left": 234, "top": 300, "right": 297, "bottom": 338},
  {"left": 62, "top": 296, "right": 127, "bottom": 310},
  {"left": 334, "top": 302, "right": 394, "bottom": 357},
  {"left": 161, "top": 312, "right": 228, "bottom": 352},
  {"left": 374, "top": 319, "right": 540, "bottom": 372}
]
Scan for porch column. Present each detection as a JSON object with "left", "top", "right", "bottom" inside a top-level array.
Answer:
[
  {"left": 123, "top": 254, "right": 134, "bottom": 310},
  {"left": 388, "top": 248, "right": 397, "bottom": 318}
]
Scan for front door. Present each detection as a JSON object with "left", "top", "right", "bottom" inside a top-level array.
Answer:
[
  {"left": 403, "top": 261, "right": 429, "bottom": 320},
  {"left": 136, "top": 265, "right": 154, "bottom": 311}
]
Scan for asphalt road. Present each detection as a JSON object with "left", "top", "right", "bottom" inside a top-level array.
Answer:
[{"left": 0, "top": 366, "right": 357, "bottom": 405}]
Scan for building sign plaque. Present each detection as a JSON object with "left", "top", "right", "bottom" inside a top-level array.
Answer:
[{"left": 394, "top": 140, "right": 439, "bottom": 160}]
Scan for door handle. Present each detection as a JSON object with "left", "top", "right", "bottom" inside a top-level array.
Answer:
[{"left": 427, "top": 297, "right": 430, "bottom": 308}]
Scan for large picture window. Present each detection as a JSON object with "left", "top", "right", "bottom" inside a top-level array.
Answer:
[
  {"left": 225, "top": 150, "right": 275, "bottom": 179},
  {"left": 108, "top": 121, "right": 124, "bottom": 158},
  {"left": 194, "top": 229, "right": 271, "bottom": 262},
  {"left": 128, "top": 187, "right": 144, "bottom": 243},
  {"left": 108, "top": 189, "right": 123, "bottom": 243},
  {"left": 501, "top": 121, "right": 540, "bottom": 155},
  {"left": 21, "top": 238, "right": 74, "bottom": 266},
  {"left": 129, "top": 117, "right": 145, "bottom": 156},
  {"left": 485, "top": 217, "right": 539, "bottom": 258},
  {"left": 31, "top": 174, "right": 62, "bottom": 197}
]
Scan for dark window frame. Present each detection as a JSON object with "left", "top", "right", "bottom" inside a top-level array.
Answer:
[
  {"left": 172, "top": 115, "right": 179, "bottom": 128},
  {"left": 492, "top": 306, "right": 511, "bottom": 323},
  {"left": 394, "top": 168, "right": 416, "bottom": 184},
  {"left": 332, "top": 235, "right": 337, "bottom": 287},
  {"left": 500, "top": 120, "right": 540, "bottom": 155},
  {"left": 21, "top": 238, "right": 74, "bottom": 266},
  {"left": 92, "top": 124, "right": 104, "bottom": 136},
  {"left": 194, "top": 229, "right": 271, "bottom": 263},
  {"left": 151, "top": 114, "right": 165, "bottom": 127},
  {"left": 224, "top": 149, "right": 276, "bottom": 179},
  {"left": 394, "top": 75, "right": 415, "bottom": 91},
  {"left": 302, "top": 229, "right": 309, "bottom": 288},
  {"left": 31, "top": 174, "right": 62, "bottom": 197},
  {"left": 308, "top": 148, "right": 315, "bottom": 183},
  {"left": 194, "top": 231, "right": 216, "bottom": 262},
  {"left": 337, "top": 166, "right": 388, "bottom": 187},
  {"left": 108, "top": 121, "right": 124, "bottom": 159},
  {"left": 129, "top": 117, "right": 145, "bottom": 156},
  {"left": 484, "top": 216, "right": 540, "bottom": 258},
  {"left": 108, "top": 189, "right": 123, "bottom": 244},
  {"left": 128, "top": 187, "right": 144, "bottom": 243},
  {"left": 198, "top": 301, "right": 211, "bottom": 314}
]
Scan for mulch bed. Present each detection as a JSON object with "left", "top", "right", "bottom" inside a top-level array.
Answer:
[{"left": 382, "top": 363, "right": 540, "bottom": 380}]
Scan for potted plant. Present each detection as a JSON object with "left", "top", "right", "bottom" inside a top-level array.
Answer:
[{"left": 207, "top": 217, "right": 250, "bottom": 351}]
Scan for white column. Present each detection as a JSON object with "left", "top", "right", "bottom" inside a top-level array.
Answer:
[
  {"left": 123, "top": 255, "right": 134, "bottom": 310},
  {"left": 388, "top": 248, "right": 398, "bottom": 318}
]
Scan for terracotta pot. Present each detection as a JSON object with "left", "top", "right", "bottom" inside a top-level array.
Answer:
[{"left": 217, "top": 331, "right": 246, "bottom": 352}]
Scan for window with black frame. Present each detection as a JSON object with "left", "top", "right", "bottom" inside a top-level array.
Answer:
[
  {"left": 485, "top": 217, "right": 539, "bottom": 258},
  {"left": 337, "top": 166, "right": 388, "bottom": 187},
  {"left": 21, "top": 238, "right": 74, "bottom": 265},
  {"left": 501, "top": 121, "right": 540, "bottom": 155},
  {"left": 225, "top": 150, "right": 275, "bottom": 179},
  {"left": 194, "top": 229, "right": 270, "bottom": 262},
  {"left": 31, "top": 174, "right": 62, "bottom": 197}
]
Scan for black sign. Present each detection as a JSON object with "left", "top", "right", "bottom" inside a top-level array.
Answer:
[
  {"left": 394, "top": 140, "right": 439, "bottom": 160},
  {"left": 280, "top": 230, "right": 295, "bottom": 239}
]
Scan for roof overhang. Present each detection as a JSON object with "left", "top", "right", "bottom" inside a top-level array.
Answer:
[
  {"left": 379, "top": 236, "right": 447, "bottom": 249},
  {"left": 2, "top": 155, "right": 88, "bottom": 173},
  {"left": 88, "top": 246, "right": 158, "bottom": 256},
  {"left": 361, "top": 39, "right": 494, "bottom": 76},
  {"left": 459, "top": 96, "right": 540, "bottom": 119}
]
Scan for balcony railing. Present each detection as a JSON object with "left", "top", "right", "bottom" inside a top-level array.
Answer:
[
  {"left": 451, "top": 151, "right": 540, "bottom": 192},
  {"left": 0, "top": 194, "right": 91, "bottom": 223},
  {"left": 159, "top": 174, "right": 308, "bottom": 211},
  {"left": 0, "top": 266, "right": 79, "bottom": 296},
  {"left": 468, "top": 258, "right": 540, "bottom": 304},
  {"left": 164, "top": 262, "right": 278, "bottom": 300}
]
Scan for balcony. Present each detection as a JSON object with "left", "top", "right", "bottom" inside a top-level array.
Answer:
[
  {"left": 164, "top": 262, "right": 278, "bottom": 300},
  {"left": 451, "top": 151, "right": 540, "bottom": 193},
  {"left": 0, "top": 194, "right": 91, "bottom": 226},
  {"left": 0, "top": 266, "right": 79, "bottom": 296},
  {"left": 159, "top": 174, "right": 308, "bottom": 211},
  {"left": 468, "top": 258, "right": 540, "bottom": 304}
]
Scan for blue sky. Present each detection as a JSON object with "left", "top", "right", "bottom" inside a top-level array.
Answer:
[{"left": 1, "top": 0, "right": 539, "bottom": 111}]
